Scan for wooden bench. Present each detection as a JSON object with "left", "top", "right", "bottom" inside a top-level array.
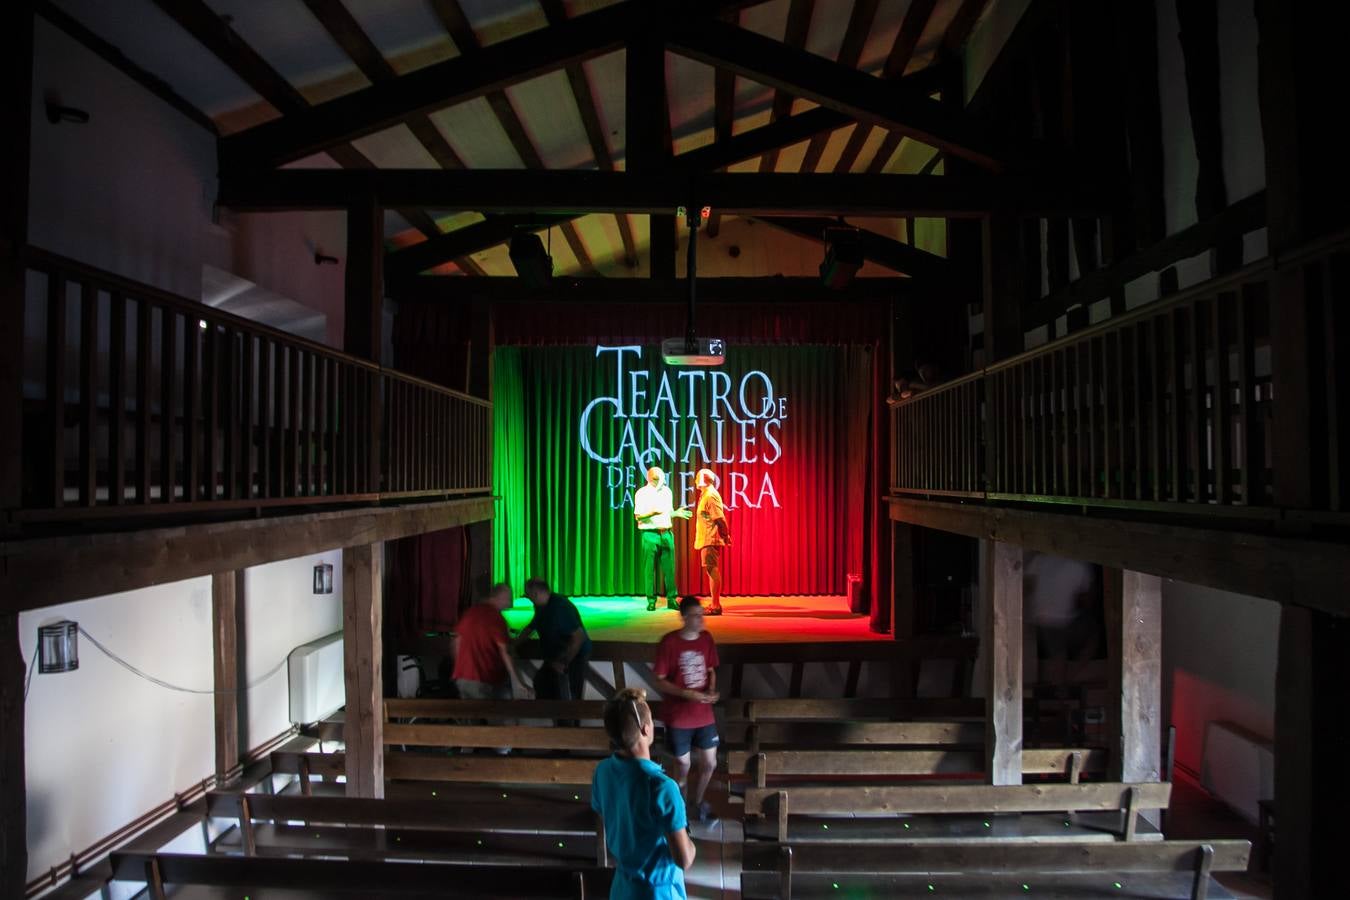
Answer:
[
  {"left": 384, "top": 698, "right": 610, "bottom": 722},
  {"left": 272, "top": 749, "right": 601, "bottom": 788},
  {"left": 742, "top": 839, "right": 1251, "bottom": 900},
  {"left": 726, "top": 697, "right": 985, "bottom": 721},
  {"left": 110, "top": 851, "right": 613, "bottom": 899},
  {"left": 728, "top": 747, "right": 1107, "bottom": 787},
  {"left": 384, "top": 721, "right": 612, "bottom": 752},
  {"left": 205, "top": 790, "right": 606, "bottom": 866},
  {"left": 744, "top": 781, "right": 1172, "bottom": 843}
]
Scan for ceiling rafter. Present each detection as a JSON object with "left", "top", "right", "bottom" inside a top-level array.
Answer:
[
  {"left": 800, "top": 0, "right": 880, "bottom": 174},
  {"left": 300, "top": 0, "right": 485, "bottom": 274},
  {"left": 148, "top": 0, "right": 456, "bottom": 264},
  {"left": 666, "top": 19, "right": 1003, "bottom": 171},
  {"left": 752, "top": 216, "right": 952, "bottom": 281},
  {"left": 757, "top": 0, "right": 816, "bottom": 174},
  {"left": 218, "top": 170, "right": 1111, "bottom": 218},
  {"left": 219, "top": 0, "right": 763, "bottom": 174},
  {"left": 846, "top": 0, "right": 939, "bottom": 175},
  {"left": 429, "top": 0, "right": 596, "bottom": 276},
  {"left": 538, "top": 0, "right": 638, "bottom": 268}
]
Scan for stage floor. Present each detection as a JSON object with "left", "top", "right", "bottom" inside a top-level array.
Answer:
[{"left": 502, "top": 595, "right": 887, "bottom": 645}]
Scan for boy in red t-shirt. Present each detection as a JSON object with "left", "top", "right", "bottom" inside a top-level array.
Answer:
[
  {"left": 651, "top": 596, "right": 721, "bottom": 826},
  {"left": 453, "top": 582, "right": 531, "bottom": 703}
]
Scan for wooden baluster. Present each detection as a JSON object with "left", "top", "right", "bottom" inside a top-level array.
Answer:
[
  {"left": 46, "top": 274, "right": 68, "bottom": 508},
  {"left": 109, "top": 292, "right": 126, "bottom": 505},
  {"left": 290, "top": 348, "right": 302, "bottom": 496},
  {"left": 78, "top": 283, "right": 97, "bottom": 506},
  {"left": 260, "top": 340, "right": 274, "bottom": 499},
  {"left": 136, "top": 297, "right": 152, "bottom": 504},
  {"left": 184, "top": 315, "right": 199, "bottom": 502},
  {"left": 315, "top": 356, "right": 327, "bottom": 496},
  {"left": 306, "top": 352, "right": 317, "bottom": 496},
  {"left": 204, "top": 321, "right": 219, "bottom": 502},
  {"left": 327, "top": 359, "right": 339, "bottom": 496},
  {"left": 1117, "top": 330, "right": 1128, "bottom": 499},
  {"left": 1170, "top": 308, "right": 1186, "bottom": 502},
  {"left": 160, "top": 309, "right": 177, "bottom": 503},
  {"left": 1213, "top": 295, "right": 1233, "bottom": 505},
  {"left": 1133, "top": 323, "right": 1145, "bottom": 500},
  {"left": 241, "top": 333, "right": 255, "bottom": 500},
  {"left": 1189, "top": 302, "right": 1205, "bottom": 503},
  {"left": 1321, "top": 264, "right": 1342, "bottom": 511},
  {"left": 1087, "top": 338, "right": 1098, "bottom": 498},
  {"left": 224, "top": 329, "right": 239, "bottom": 500},
  {"left": 1042, "top": 354, "right": 1053, "bottom": 496},
  {"left": 1075, "top": 342, "right": 1087, "bottom": 497},
  {"left": 1151, "top": 316, "right": 1165, "bottom": 502}
]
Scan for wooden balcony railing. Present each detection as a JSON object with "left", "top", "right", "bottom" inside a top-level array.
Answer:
[
  {"left": 15, "top": 247, "right": 490, "bottom": 523},
  {"left": 893, "top": 229, "right": 1349, "bottom": 517}
]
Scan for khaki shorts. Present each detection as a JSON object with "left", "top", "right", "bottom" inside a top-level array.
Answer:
[{"left": 700, "top": 545, "right": 722, "bottom": 574}]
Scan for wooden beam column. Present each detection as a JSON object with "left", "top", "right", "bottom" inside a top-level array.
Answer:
[
  {"left": 1104, "top": 569, "right": 1162, "bottom": 819},
  {"left": 345, "top": 196, "right": 384, "bottom": 493},
  {"left": 982, "top": 215, "right": 1024, "bottom": 363},
  {"left": 982, "top": 540, "right": 1023, "bottom": 785},
  {"left": 212, "top": 571, "right": 243, "bottom": 781},
  {"left": 1, "top": 0, "right": 33, "bottom": 519},
  {"left": 1, "top": 612, "right": 26, "bottom": 897},
  {"left": 890, "top": 522, "right": 917, "bottom": 698},
  {"left": 626, "top": 34, "right": 675, "bottom": 278},
  {"left": 342, "top": 543, "right": 384, "bottom": 799}
]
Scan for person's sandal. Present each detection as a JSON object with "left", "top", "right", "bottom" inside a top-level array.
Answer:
[
  {"left": 646, "top": 599, "right": 657, "bottom": 612},
  {"left": 706, "top": 605, "right": 723, "bottom": 616}
]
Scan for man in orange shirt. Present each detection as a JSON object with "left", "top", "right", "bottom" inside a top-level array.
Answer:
[{"left": 693, "top": 468, "right": 731, "bottom": 615}]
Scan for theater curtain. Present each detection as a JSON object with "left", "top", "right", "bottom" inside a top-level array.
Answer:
[{"left": 491, "top": 344, "right": 872, "bottom": 597}]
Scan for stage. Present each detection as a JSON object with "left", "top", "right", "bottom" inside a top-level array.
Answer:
[{"left": 502, "top": 594, "right": 888, "bottom": 646}]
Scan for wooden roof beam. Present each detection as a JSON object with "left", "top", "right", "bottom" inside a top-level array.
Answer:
[
  {"left": 219, "top": 170, "right": 1112, "bottom": 218},
  {"left": 666, "top": 18, "right": 1003, "bottom": 171},
  {"left": 757, "top": 0, "right": 815, "bottom": 174},
  {"left": 752, "top": 216, "right": 952, "bottom": 282},
  {"left": 801, "top": 0, "right": 880, "bottom": 174},
  {"left": 218, "top": 0, "right": 763, "bottom": 173}
]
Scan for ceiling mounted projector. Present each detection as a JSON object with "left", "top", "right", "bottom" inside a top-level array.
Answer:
[{"left": 662, "top": 337, "right": 725, "bottom": 366}]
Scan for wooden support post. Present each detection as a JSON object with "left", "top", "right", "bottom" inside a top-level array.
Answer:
[
  {"left": 982, "top": 540, "right": 1023, "bottom": 785},
  {"left": 344, "top": 196, "right": 384, "bottom": 493},
  {"left": 1, "top": 611, "right": 26, "bottom": 897},
  {"left": 212, "top": 570, "right": 243, "bottom": 781},
  {"left": 0, "top": 1, "right": 33, "bottom": 520},
  {"left": 1274, "top": 605, "right": 1350, "bottom": 898},
  {"left": 343, "top": 543, "right": 384, "bottom": 798},
  {"left": 1105, "top": 568, "right": 1162, "bottom": 824},
  {"left": 890, "top": 522, "right": 917, "bottom": 698},
  {"left": 626, "top": 34, "right": 675, "bottom": 279},
  {"left": 982, "top": 215, "right": 1024, "bottom": 363},
  {"left": 465, "top": 297, "right": 492, "bottom": 400}
]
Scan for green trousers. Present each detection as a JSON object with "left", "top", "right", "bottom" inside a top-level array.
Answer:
[{"left": 641, "top": 529, "right": 677, "bottom": 601}]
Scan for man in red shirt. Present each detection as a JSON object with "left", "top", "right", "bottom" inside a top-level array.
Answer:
[
  {"left": 453, "top": 582, "right": 532, "bottom": 704},
  {"left": 651, "top": 596, "right": 721, "bottom": 826}
]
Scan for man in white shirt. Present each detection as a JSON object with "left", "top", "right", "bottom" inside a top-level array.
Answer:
[{"left": 634, "top": 466, "right": 691, "bottom": 612}]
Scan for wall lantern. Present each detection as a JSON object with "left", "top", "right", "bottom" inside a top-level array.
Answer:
[
  {"left": 38, "top": 620, "right": 79, "bottom": 674},
  {"left": 313, "top": 563, "right": 334, "bottom": 594}
]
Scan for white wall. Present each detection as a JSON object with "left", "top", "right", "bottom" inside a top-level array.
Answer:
[
  {"left": 1161, "top": 579, "right": 1277, "bottom": 779},
  {"left": 20, "top": 579, "right": 215, "bottom": 883},
  {"left": 242, "top": 552, "right": 343, "bottom": 750}
]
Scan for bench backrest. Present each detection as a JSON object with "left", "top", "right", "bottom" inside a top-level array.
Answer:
[
  {"left": 745, "top": 781, "right": 1171, "bottom": 841},
  {"left": 111, "top": 852, "right": 612, "bottom": 900},
  {"left": 384, "top": 722, "right": 611, "bottom": 750},
  {"left": 745, "top": 720, "right": 982, "bottom": 748},
  {"left": 728, "top": 698, "right": 985, "bottom": 721},
  {"left": 742, "top": 839, "right": 1250, "bottom": 900},
  {"left": 727, "top": 747, "right": 1106, "bottom": 785},
  {"left": 206, "top": 790, "right": 595, "bottom": 832},
  {"left": 385, "top": 698, "right": 607, "bottom": 720},
  {"left": 270, "top": 750, "right": 602, "bottom": 786}
]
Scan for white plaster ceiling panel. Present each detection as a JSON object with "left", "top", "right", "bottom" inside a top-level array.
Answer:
[
  {"left": 503, "top": 70, "right": 594, "bottom": 170},
  {"left": 341, "top": 0, "right": 454, "bottom": 64},
  {"left": 458, "top": 0, "right": 548, "bottom": 46},
  {"left": 350, "top": 124, "right": 439, "bottom": 169},
  {"left": 852, "top": 124, "right": 890, "bottom": 172},
  {"left": 584, "top": 50, "right": 627, "bottom": 167},
  {"left": 428, "top": 97, "right": 526, "bottom": 168},
  {"left": 667, "top": 55, "right": 715, "bottom": 153},
  {"left": 802, "top": 0, "right": 850, "bottom": 62},
  {"left": 815, "top": 124, "right": 860, "bottom": 173},
  {"left": 48, "top": 0, "right": 261, "bottom": 115},
  {"left": 910, "top": 0, "right": 963, "bottom": 74},
  {"left": 741, "top": 0, "right": 791, "bottom": 40},
  {"left": 858, "top": 0, "right": 914, "bottom": 75},
  {"left": 204, "top": 0, "right": 356, "bottom": 95}
]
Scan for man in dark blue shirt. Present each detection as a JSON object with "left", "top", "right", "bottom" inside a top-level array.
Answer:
[{"left": 518, "top": 577, "right": 592, "bottom": 701}]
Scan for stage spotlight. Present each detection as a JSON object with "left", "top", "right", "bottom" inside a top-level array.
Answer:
[
  {"left": 509, "top": 232, "right": 553, "bottom": 287},
  {"left": 819, "top": 226, "right": 863, "bottom": 290}
]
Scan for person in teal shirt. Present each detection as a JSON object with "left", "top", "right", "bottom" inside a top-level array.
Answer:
[{"left": 591, "top": 687, "right": 696, "bottom": 899}]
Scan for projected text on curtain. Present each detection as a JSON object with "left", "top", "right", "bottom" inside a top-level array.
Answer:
[{"left": 579, "top": 345, "right": 786, "bottom": 510}]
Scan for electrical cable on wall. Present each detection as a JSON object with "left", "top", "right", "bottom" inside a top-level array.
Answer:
[
  {"left": 23, "top": 641, "right": 37, "bottom": 701},
  {"left": 73, "top": 626, "right": 291, "bottom": 695}
]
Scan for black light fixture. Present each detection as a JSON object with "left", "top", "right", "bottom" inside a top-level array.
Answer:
[
  {"left": 38, "top": 621, "right": 79, "bottom": 673},
  {"left": 45, "top": 96, "right": 90, "bottom": 125},
  {"left": 509, "top": 231, "right": 553, "bottom": 287},
  {"left": 313, "top": 563, "right": 334, "bottom": 594},
  {"left": 819, "top": 225, "right": 863, "bottom": 290}
]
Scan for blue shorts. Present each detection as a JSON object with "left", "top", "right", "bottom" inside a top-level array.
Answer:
[{"left": 666, "top": 724, "right": 719, "bottom": 757}]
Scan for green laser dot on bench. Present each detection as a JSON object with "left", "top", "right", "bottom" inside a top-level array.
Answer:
[
  {"left": 1114, "top": 883, "right": 1123, "bottom": 889},
  {"left": 983, "top": 821, "right": 990, "bottom": 828},
  {"left": 832, "top": 883, "right": 839, "bottom": 890},
  {"left": 1022, "top": 885, "right": 1030, "bottom": 891}
]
